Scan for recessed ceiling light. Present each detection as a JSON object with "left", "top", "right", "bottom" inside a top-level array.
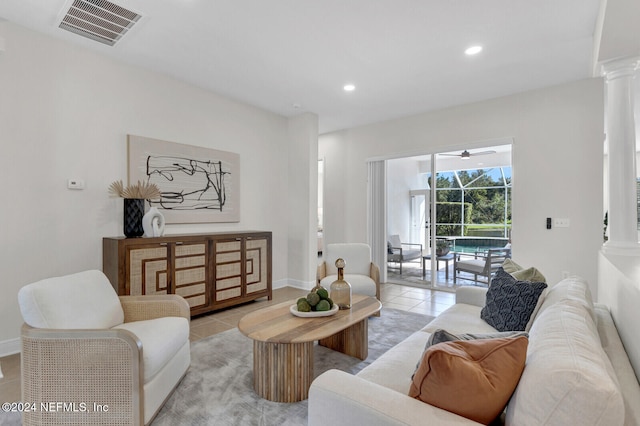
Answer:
[
  {"left": 465, "top": 45, "right": 483, "bottom": 56},
  {"left": 343, "top": 84, "right": 356, "bottom": 92}
]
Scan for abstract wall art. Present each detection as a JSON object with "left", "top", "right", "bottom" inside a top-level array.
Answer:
[{"left": 128, "top": 135, "right": 240, "bottom": 223}]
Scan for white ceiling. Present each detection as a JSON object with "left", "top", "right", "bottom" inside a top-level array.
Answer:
[{"left": 0, "top": 0, "right": 603, "bottom": 134}]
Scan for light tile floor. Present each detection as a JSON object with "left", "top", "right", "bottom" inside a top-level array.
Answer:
[
  {"left": 387, "top": 257, "right": 489, "bottom": 290},
  {"left": 0, "top": 283, "right": 454, "bottom": 403}
]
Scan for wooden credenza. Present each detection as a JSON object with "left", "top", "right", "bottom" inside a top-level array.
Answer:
[{"left": 103, "top": 231, "right": 272, "bottom": 316}]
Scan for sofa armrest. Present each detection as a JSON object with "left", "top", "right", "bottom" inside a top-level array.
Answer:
[
  {"left": 309, "top": 370, "right": 483, "bottom": 426},
  {"left": 455, "top": 286, "right": 488, "bottom": 307},
  {"left": 21, "top": 324, "right": 143, "bottom": 424},
  {"left": 594, "top": 304, "right": 640, "bottom": 426},
  {"left": 119, "top": 294, "right": 190, "bottom": 323}
]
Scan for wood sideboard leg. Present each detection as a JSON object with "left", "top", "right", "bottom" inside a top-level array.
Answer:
[
  {"left": 252, "top": 340, "right": 314, "bottom": 402},
  {"left": 319, "top": 318, "right": 368, "bottom": 360}
]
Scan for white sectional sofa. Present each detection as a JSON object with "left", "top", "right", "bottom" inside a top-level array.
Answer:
[{"left": 309, "top": 277, "right": 640, "bottom": 425}]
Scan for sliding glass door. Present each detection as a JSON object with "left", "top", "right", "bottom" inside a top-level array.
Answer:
[{"left": 381, "top": 142, "right": 512, "bottom": 289}]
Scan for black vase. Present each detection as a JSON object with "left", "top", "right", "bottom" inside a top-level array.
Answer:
[{"left": 124, "top": 198, "right": 145, "bottom": 237}]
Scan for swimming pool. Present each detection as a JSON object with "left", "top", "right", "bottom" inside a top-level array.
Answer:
[{"left": 447, "top": 237, "right": 509, "bottom": 254}]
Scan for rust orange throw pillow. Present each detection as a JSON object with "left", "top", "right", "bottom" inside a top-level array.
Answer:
[{"left": 408, "top": 336, "right": 528, "bottom": 425}]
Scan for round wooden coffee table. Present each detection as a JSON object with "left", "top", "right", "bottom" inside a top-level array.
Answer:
[{"left": 238, "top": 294, "right": 381, "bottom": 402}]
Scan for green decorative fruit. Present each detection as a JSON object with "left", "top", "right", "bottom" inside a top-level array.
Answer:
[
  {"left": 306, "top": 292, "right": 320, "bottom": 307},
  {"left": 316, "top": 287, "right": 329, "bottom": 300},
  {"left": 325, "top": 297, "right": 334, "bottom": 308},
  {"left": 297, "top": 299, "right": 311, "bottom": 312},
  {"left": 316, "top": 300, "right": 330, "bottom": 311},
  {"left": 297, "top": 297, "right": 307, "bottom": 305}
]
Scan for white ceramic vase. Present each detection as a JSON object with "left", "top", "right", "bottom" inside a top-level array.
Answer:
[{"left": 142, "top": 207, "right": 165, "bottom": 237}]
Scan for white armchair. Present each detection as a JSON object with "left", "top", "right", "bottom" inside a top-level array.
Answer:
[
  {"left": 317, "top": 243, "right": 380, "bottom": 301},
  {"left": 18, "top": 270, "right": 191, "bottom": 426}
]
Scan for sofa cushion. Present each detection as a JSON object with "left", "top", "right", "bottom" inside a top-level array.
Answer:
[
  {"left": 455, "top": 259, "right": 486, "bottom": 274},
  {"left": 18, "top": 270, "right": 124, "bottom": 329},
  {"left": 506, "top": 301, "right": 624, "bottom": 426},
  {"left": 501, "top": 259, "right": 547, "bottom": 283},
  {"left": 424, "top": 303, "right": 498, "bottom": 335},
  {"left": 428, "top": 329, "right": 529, "bottom": 346},
  {"left": 493, "top": 262, "right": 547, "bottom": 330},
  {"left": 357, "top": 330, "right": 431, "bottom": 394},
  {"left": 501, "top": 258, "right": 522, "bottom": 274},
  {"left": 114, "top": 316, "right": 190, "bottom": 382},
  {"left": 412, "top": 329, "right": 528, "bottom": 379},
  {"left": 481, "top": 268, "right": 547, "bottom": 332},
  {"left": 319, "top": 274, "right": 377, "bottom": 297},
  {"left": 409, "top": 336, "right": 528, "bottom": 425},
  {"left": 536, "top": 276, "right": 595, "bottom": 323},
  {"left": 510, "top": 266, "right": 546, "bottom": 283}
]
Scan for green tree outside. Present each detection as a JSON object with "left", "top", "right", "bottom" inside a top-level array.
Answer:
[{"left": 430, "top": 168, "right": 511, "bottom": 237}]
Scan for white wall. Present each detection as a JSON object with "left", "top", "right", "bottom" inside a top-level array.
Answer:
[
  {"left": 287, "top": 112, "right": 320, "bottom": 288},
  {"left": 598, "top": 252, "right": 640, "bottom": 378},
  {"left": 0, "top": 22, "right": 303, "bottom": 354},
  {"left": 386, "top": 157, "right": 422, "bottom": 244},
  {"left": 320, "top": 78, "right": 605, "bottom": 295},
  {"left": 317, "top": 132, "right": 349, "bottom": 246}
]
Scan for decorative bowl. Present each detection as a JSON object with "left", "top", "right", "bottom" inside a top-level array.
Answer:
[{"left": 290, "top": 303, "right": 339, "bottom": 318}]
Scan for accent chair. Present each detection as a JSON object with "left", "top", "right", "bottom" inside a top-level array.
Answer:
[
  {"left": 317, "top": 243, "right": 380, "bottom": 302},
  {"left": 18, "top": 269, "right": 191, "bottom": 426}
]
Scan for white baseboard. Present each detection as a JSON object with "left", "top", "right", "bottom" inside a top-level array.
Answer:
[
  {"left": 0, "top": 338, "right": 20, "bottom": 357},
  {"left": 274, "top": 278, "right": 314, "bottom": 291}
]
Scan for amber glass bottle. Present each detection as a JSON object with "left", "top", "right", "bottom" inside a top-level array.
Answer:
[{"left": 330, "top": 258, "right": 352, "bottom": 309}]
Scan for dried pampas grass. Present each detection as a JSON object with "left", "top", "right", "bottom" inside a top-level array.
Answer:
[{"left": 109, "top": 180, "right": 161, "bottom": 200}]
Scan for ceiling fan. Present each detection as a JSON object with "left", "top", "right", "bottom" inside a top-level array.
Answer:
[{"left": 439, "top": 149, "right": 496, "bottom": 160}]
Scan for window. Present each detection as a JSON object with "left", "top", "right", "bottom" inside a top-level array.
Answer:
[{"left": 425, "top": 167, "right": 512, "bottom": 238}]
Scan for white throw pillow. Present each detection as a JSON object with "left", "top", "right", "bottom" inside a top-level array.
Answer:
[
  {"left": 535, "top": 276, "right": 596, "bottom": 324},
  {"left": 506, "top": 301, "right": 624, "bottom": 425}
]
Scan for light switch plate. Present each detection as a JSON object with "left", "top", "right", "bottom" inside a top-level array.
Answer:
[{"left": 67, "top": 179, "right": 85, "bottom": 190}]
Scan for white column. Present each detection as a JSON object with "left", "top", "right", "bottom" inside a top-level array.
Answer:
[
  {"left": 601, "top": 57, "right": 640, "bottom": 253},
  {"left": 367, "top": 161, "right": 387, "bottom": 282},
  {"left": 287, "top": 112, "right": 319, "bottom": 288}
]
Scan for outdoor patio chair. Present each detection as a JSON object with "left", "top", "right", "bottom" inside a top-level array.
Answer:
[
  {"left": 387, "top": 234, "right": 423, "bottom": 274},
  {"left": 453, "top": 247, "right": 511, "bottom": 284}
]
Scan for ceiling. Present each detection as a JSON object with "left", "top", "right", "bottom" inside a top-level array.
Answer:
[{"left": 0, "top": 0, "right": 605, "bottom": 134}]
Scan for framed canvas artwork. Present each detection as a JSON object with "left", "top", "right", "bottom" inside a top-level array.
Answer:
[{"left": 128, "top": 134, "right": 240, "bottom": 223}]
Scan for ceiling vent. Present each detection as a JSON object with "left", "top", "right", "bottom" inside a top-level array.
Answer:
[{"left": 57, "top": 0, "right": 142, "bottom": 46}]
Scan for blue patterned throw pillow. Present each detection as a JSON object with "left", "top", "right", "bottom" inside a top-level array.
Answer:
[{"left": 481, "top": 268, "right": 548, "bottom": 332}]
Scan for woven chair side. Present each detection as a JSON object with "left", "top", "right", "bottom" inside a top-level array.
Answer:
[
  {"left": 21, "top": 324, "right": 143, "bottom": 426},
  {"left": 369, "top": 262, "right": 381, "bottom": 301},
  {"left": 119, "top": 295, "right": 190, "bottom": 323},
  {"left": 316, "top": 262, "right": 327, "bottom": 284}
]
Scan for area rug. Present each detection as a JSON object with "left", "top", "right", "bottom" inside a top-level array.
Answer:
[{"left": 152, "top": 308, "right": 433, "bottom": 425}]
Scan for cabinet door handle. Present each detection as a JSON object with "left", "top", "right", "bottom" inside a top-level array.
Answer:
[
  {"left": 175, "top": 242, "right": 183, "bottom": 245},
  {"left": 236, "top": 238, "right": 242, "bottom": 241},
  {"left": 159, "top": 243, "right": 168, "bottom": 247}
]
